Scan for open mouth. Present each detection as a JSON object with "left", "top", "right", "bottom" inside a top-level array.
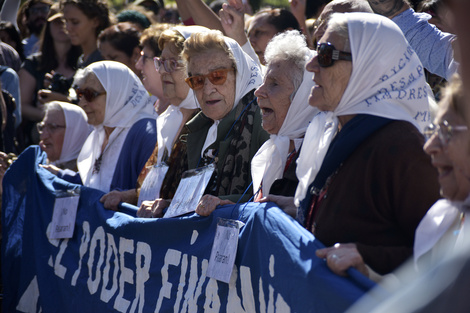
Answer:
[
  {"left": 437, "top": 165, "right": 453, "bottom": 179},
  {"left": 260, "top": 107, "right": 273, "bottom": 116}
]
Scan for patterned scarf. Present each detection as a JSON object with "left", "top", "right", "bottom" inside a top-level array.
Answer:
[{"left": 205, "top": 92, "right": 258, "bottom": 197}]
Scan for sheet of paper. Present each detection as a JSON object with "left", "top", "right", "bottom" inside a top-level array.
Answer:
[
  {"left": 164, "top": 163, "right": 214, "bottom": 218},
  {"left": 207, "top": 218, "right": 242, "bottom": 283},
  {"left": 137, "top": 163, "right": 169, "bottom": 207},
  {"left": 48, "top": 195, "right": 80, "bottom": 239}
]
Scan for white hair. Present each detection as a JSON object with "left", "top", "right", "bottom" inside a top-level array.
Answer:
[
  {"left": 264, "top": 30, "right": 311, "bottom": 101},
  {"left": 73, "top": 67, "right": 96, "bottom": 87}
]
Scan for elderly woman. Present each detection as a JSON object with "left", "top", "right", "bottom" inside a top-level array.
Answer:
[
  {"left": 0, "top": 101, "right": 90, "bottom": 194},
  {"left": 195, "top": 30, "right": 317, "bottom": 217},
  {"left": 38, "top": 101, "right": 90, "bottom": 170},
  {"left": 251, "top": 30, "right": 317, "bottom": 199},
  {"left": 271, "top": 12, "right": 440, "bottom": 279},
  {"left": 101, "top": 26, "right": 202, "bottom": 210},
  {"left": 138, "top": 30, "right": 267, "bottom": 218},
  {"left": 45, "top": 61, "right": 157, "bottom": 193},
  {"left": 414, "top": 74, "right": 470, "bottom": 270}
]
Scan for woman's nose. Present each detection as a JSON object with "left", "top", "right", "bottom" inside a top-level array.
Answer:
[
  {"left": 254, "top": 83, "right": 266, "bottom": 99},
  {"left": 423, "top": 131, "right": 443, "bottom": 156},
  {"left": 306, "top": 55, "right": 320, "bottom": 73}
]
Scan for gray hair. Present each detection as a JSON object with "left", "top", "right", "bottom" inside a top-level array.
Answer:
[
  {"left": 264, "top": 30, "right": 310, "bottom": 101},
  {"left": 73, "top": 67, "right": 96, "bottom": 87},
  {"left": 44, "top": 101, "right": 64, "bottom": 114},
  {"left": 326, "top": 13, "right": 351, "bottom": 52}
]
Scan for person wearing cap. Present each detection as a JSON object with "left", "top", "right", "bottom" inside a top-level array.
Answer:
[{"left": 18, "top": 3, "right": 81, "bottom": 148}]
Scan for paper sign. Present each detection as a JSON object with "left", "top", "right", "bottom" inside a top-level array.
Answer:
[
  {"left": 137, "top": 163, "right": 169, "bottom": 207},
  {"left": 48, "top": 195, "right": 79, "bottom": 239},
  {"left": 164, "top": 163, "right": 215, "bottom": 218},
  {"left": 207, "top": 218, "right": 243, "bottom": 283}
]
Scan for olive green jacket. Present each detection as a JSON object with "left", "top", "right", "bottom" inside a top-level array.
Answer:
[{"left": 185, "top": 91, "right": 269, "bottom": 203}]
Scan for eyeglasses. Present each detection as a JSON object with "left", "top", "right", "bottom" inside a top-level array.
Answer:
[
  {"left": 185, "top": 68, "right": 234, "bottom": 90},
  {"left": 140, "top": 51, "right": 153, "bottom": 64},
  {"left": 153, "top": 57, "right": 184, "bottom": 73},
  {"left": 75, "top": 87, "right": 106, "bottom": 102},
  {"left": 316, "top": 42, "right": 352, "bottom": 67},
  {"left": 424, "top": 120, "right": 468, "bottom": 145},
  {"left": 37, "top": 122, "right": 65, "bottom": 134}
]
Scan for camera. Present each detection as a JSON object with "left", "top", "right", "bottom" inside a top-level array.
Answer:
[{"left": 48, "top": 73, "right": 71, "bottom": 95}]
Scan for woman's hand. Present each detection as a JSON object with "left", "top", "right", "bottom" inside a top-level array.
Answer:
[
  {"left": 39, "top": 163, "right": 61, "bottom": 175},
  {"left": 137, "top": 199, "right": 169, "bottom": 218},
  {"left": 219, "top": 0, "right": 248, "bottom": 46},
  {"left": 315, "top": 243, "right": 369, "bottom": 277},
  {"left": 289, "top": 0, "right": 307, "bottom": 25},
  {"left": 258, "top": 195, "right": 297, "bottom": 218},
  {"left": 196, "top": 194, "right": 233, "bottom": 216},
  {"left": 100, "top": 189, "right": 138, "bottom": 211},
  {"left": 37, "top": 89, "right": 70, "bottom": 104}
]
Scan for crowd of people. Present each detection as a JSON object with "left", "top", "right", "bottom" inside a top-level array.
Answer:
[{"left": 1, "top": 0, "right": 470, "bottom": 310}]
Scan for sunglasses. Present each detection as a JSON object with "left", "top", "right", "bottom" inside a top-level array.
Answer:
[
  {"left": 75, "top": 87, "right": 106, "bottom": 102},
  {"left": 153, "top": 57, "right": 184, "bottom": 73},
  {"left": 185, "top": 68, "right": 234, "bottom": 90},
  {"left": 316, "top": 42, "right": 352, "bottom": 67}
]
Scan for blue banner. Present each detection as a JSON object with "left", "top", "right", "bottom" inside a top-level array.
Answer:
[{"left": 2, "top": 146, "right": 374, "bottom": 312}]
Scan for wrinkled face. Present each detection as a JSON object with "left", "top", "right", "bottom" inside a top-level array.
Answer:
[
  {"left": 424, "top": 103, "right": 470, "bottom": 201},
  {"left": 49, "top": 18, "right": 69, "bottom": 43},
  {"left": 135, "top": 45, "right": 163, "bottom": 97},
  {"left": 306, "top": 29, "right": 352, "bottom": 112},
  {"left": 77, "top": 74, "right": 107, "bottom": 126},
  {"left": 63, "top": 4, "right": 99, "bottom": 46},
  {"left": 247, "top": 14, "right": 278, "bottom": 65},
  {"left": 254, "top": 60, "right": 295, "bottom": 134},
  {"left": 99, "top": 41, "right": 140, "bottom": 77},
  {"left": 158, "top": 42, "right": 189, "bottom": 105},
  {"left": 187, "top": 49, "right": 236, "bottom": 121},
  {"left": 39, "top": 108, "right": 65, "bottom": 162}
]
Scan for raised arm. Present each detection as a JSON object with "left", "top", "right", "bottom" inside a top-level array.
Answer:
[
  {"left": 177, "top": 0, "right": 224, "bottom": 31},
  {"left": 368, "top": 0, "right": 457, "bottom": 80}
]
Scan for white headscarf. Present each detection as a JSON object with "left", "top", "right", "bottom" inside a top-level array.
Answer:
[
  {"left": 414, "top": 199, "right": 462, "bottom": 268},
  {"left": 251, "top": 50, "right": 318, "bottom": 195},
  {"left": 156, "top": 26, "right": 206, "bottom": 162},
  {"left": 77, "top": 61, "right": 155, "bottom": 192},
  {"left": 295, "top": 12, "right": 434, "bottom": 205},
  {"left": 200, "top": 34, "right": 263, "bottom": 157},
  {"left": 53, "top": 101, "right": 91, "bottom": 165}
]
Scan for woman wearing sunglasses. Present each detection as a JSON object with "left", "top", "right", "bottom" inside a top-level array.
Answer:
[
  {"left": 196, "top": 30, "right": 317, "bottom": 218},
  {"left": 138, "top": 30, "right": 268, "bottom": 218},
  {"left": 270, "top": 13, "right": 440, "bottom": 279},
  {"left": 44, "top": 61, "right": 157, "bottom": 194}
]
